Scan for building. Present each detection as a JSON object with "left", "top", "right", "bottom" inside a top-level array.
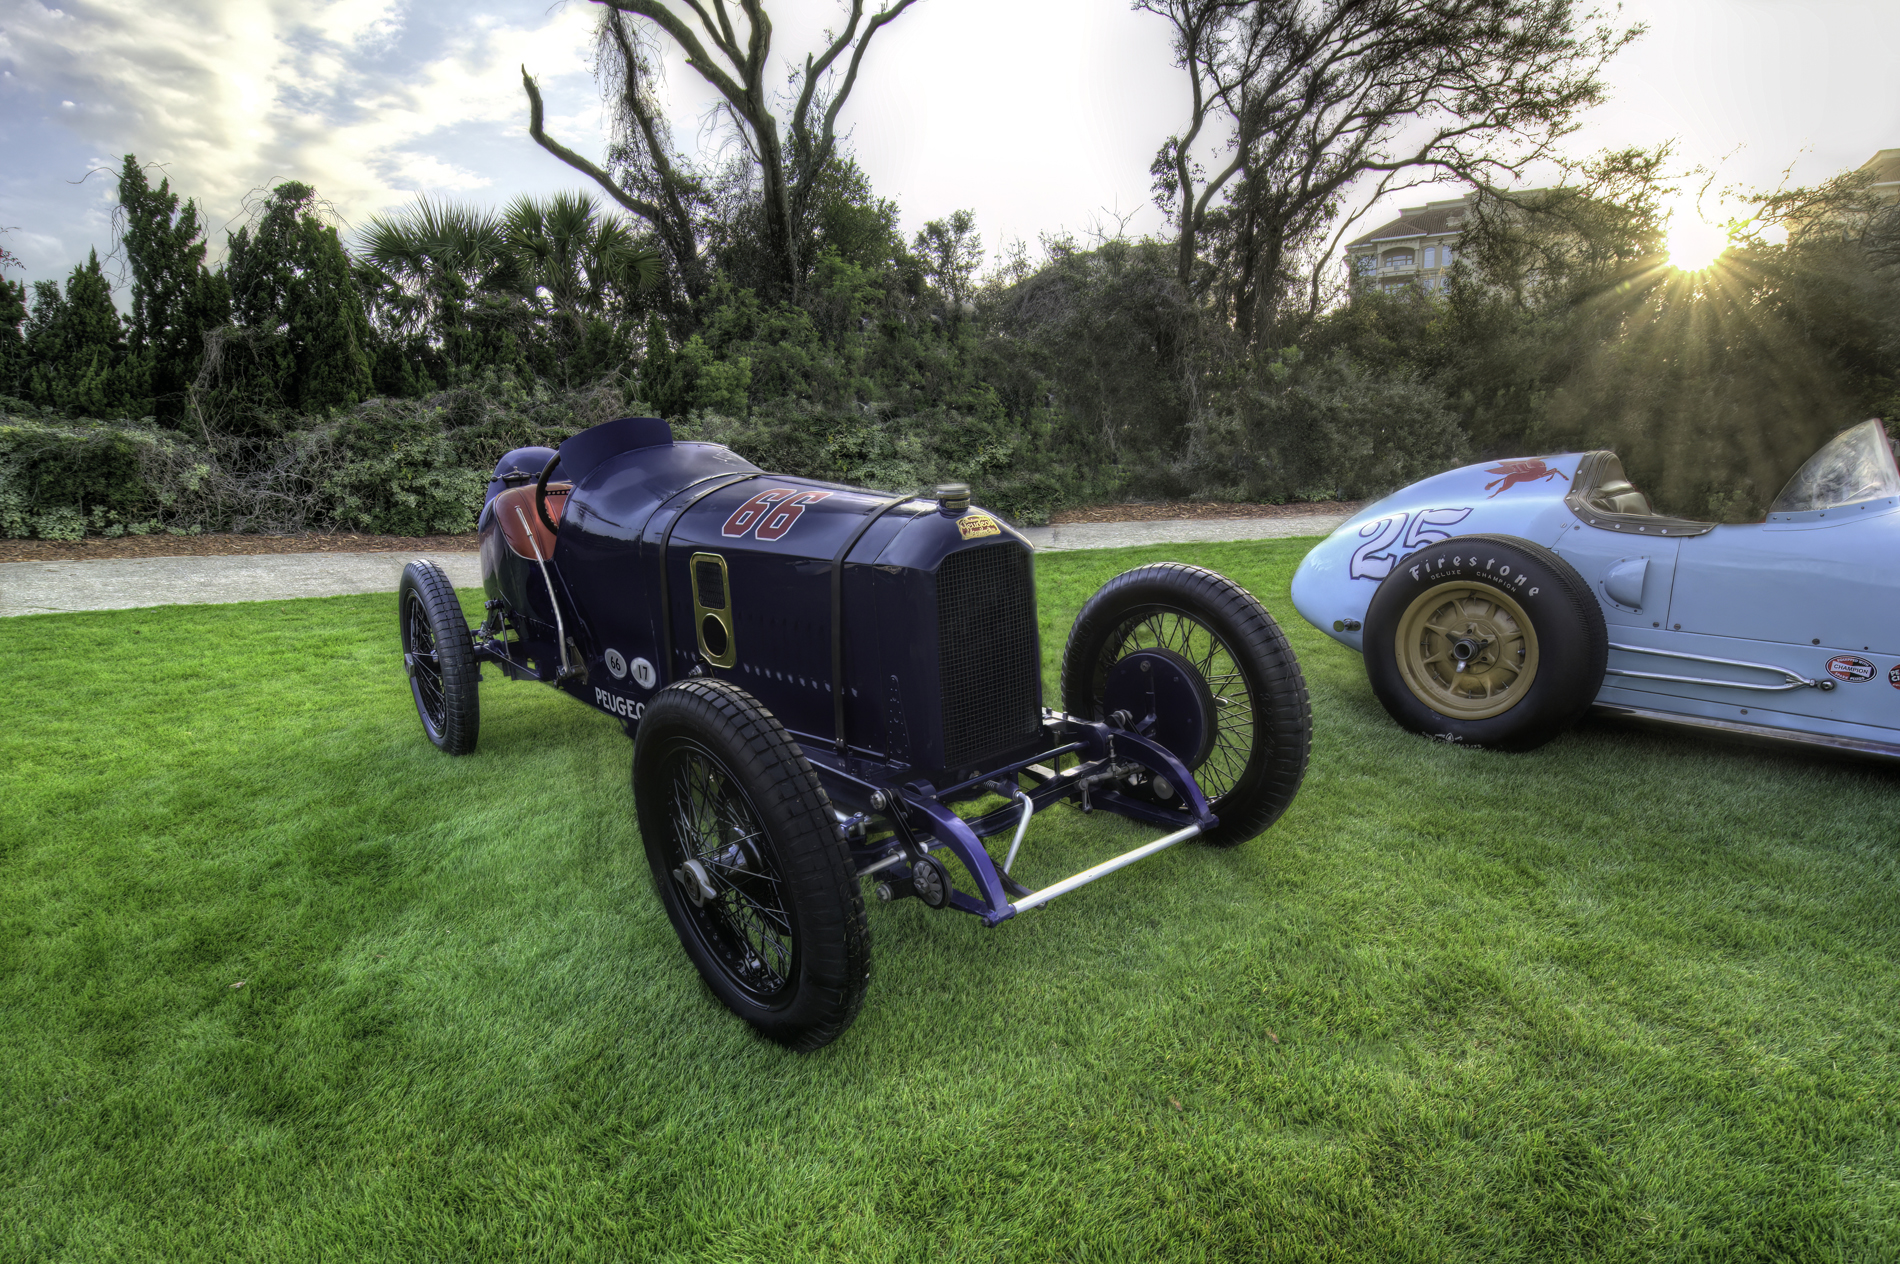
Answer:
[
  {"left": 1347, "top": 152, "right": 1895, "bottom": 291},
  {"left": 1861, "top": 148, "right": 1900, "bottom": 203},
  {"left": 1343, "top": 196, "right": 1471, "bottom": 294}
]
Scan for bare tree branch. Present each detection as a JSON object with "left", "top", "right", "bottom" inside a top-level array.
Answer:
[
  {"left": 1143, "top": 0, "right": 1642, "bottom": 343},
  {"left": 526, "top": 0, "right": 920, "bottom": 299},
  {"left": 523, "top": 66, "right": 667, "bottom": 226}
]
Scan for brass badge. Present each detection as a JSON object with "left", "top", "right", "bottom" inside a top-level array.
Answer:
[{"left": 957, "top": 512, "right": 1002, "bottom": 540}]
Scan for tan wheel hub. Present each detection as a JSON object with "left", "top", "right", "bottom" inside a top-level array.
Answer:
[{"left": 1394, "top": 582, "right": 1539, "bottom": 721}]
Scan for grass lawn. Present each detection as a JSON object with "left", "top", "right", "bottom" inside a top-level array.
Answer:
[{"left": 3, "top": 538, "right": 1898, "bottom": 1262}]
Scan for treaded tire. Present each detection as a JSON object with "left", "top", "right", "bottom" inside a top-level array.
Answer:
[
  {"left": 1060, "top": 562, "right": 1311, "bottom": 846},
  {"left": 1362, "top": 533, "right": 1607, "bottom": 752},
  {"left": 632, "top": 679, "right": 870, "bottom": 1051},
  {"left": 399, "top": 560, "right": 479, "bottom": 755}
]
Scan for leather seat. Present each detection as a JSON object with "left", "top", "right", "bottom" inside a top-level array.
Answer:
[
  {"left": 1589, "top": 478, "right": 1654, "bottom": 516},
  {"left": 493, "top": 483, "right": 571, "bottom": 560}
]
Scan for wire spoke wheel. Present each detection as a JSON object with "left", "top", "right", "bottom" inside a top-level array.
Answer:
[
  {"left": 659, "top": 742, "right": 797, "bottom": 1000},
  {"left": 1061, "top": 563, "right": 1310, "bottom": 846},
  {"left": 397, "top": 560, "right": 479, "bottom": 755},
  {"left": 632, "top": 679, "right": 870, "bottom": 1050},
  {"left": 403, "top": 591, "right": 448, "bottom": 734},
  {"left": 1394, "top": 582, "right": 1540, "bottom": 721},
  {"left": 1097, "top": 609, "right": 1256, "bottom": 801}
]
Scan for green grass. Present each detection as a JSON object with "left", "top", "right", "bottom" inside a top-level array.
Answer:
[{"left": 3, "top": 538, "right": 1898, "bottom": 1262}]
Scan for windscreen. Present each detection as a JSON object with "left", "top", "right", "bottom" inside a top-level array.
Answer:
[{"left": 1769, "top": 419, "right": 1900, "bottom": 514}]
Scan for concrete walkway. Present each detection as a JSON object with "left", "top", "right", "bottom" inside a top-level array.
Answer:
[
  {"left": 0, "top": 513, "right": 1346, "bottom": 617},
  {"left": 0, "top": 552, "right": 486, "bottom": 618},
  {"left": 1016, "top": 513, "right": 1346, "bottom": 552}
]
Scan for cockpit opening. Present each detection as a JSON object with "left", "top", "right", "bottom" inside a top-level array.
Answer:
[{"left": 1565, "top": 452, "right": 1716, "bottom": 537}]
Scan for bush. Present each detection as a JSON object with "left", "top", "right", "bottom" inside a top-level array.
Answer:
[
  {"left": 0, "top": 410, "right": 166, "bottom": 538},
  {"left": 0, "top": 378, "right": 636, "bottom": 539},
  {"left": 1174, "top": 351, "right": 1468, "bottom": 502},
  {"left": 677, "top": 393, "right": 1085, "bottom": 525}
]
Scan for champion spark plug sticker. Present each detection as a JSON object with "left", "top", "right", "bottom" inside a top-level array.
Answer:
[{"left": 1826, "top": 654, "right": 1876, "bottom": 683}]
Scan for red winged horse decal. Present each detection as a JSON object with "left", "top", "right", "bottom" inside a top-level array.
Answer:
[{"left": 1484, "top": 459, "right": 1569, "bottom": 497}]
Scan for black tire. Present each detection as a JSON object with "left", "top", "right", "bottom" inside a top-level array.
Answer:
[
  {"left": 632, "top": 679, "right": 870, "bottom": 1051},
  {"left": 1362, "top": 533, "right": 1607, "bottom": 752},
  {"left": 399, "top": 560, "right": 479, "bottom": 755},
  {"left": 1060, "top": 563, "right": 1311, "bottom": 846}
]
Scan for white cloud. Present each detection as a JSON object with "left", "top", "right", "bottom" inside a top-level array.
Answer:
[
  {"left": 6, "top": 0, "right": 1899, "bottom": 294},
  {"left": 375, "top": 152, "right": 493, "bottom": 194},
  {"left": 3, "top": 0, "right": 599, "bottom": 231}
]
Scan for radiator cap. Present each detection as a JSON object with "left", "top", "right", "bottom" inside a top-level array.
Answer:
[{"left": 935, "top": 482, "right": 972, "bottom": 515}]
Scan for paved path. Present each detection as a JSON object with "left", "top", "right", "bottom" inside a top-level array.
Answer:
[
  {"left": 1016, "top": 513, "right": 1346, "bottom": 552},
  {"left": 0, "top": 552, "right": 486, "bottom": 618},
  {"left": 0, "top": 513, "right": 1346, "bottom": 617}
]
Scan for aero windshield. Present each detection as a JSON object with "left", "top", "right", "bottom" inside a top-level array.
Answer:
[{"left": 1769, "top": 418, "right": 1900, "bottom": 514}]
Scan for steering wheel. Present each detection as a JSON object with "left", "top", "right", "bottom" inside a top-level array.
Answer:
[{"left": 534, "top": 452, "right": 563, "bottom": 537}]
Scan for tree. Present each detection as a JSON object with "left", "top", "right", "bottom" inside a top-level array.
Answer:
[
  {"left": 1433, "top": 149, "right": 1900, "bottom": 520},
  {"left": 116, "top": 155, "right": 229, "bottom": 422},
  {"left": 355, "top": 192, "right": 661, "bottom": 389},
  {"left": 914, "top": 210, "right": 982, "bottom": 307},
  {"left": 503, "top": 190, "right": 663, "bottom": 384},
  {"left": 355, "top": 197, "right": 527, "bottom": 389},
  {"left": 522, "top": 0, "right": 919, "bottom": 302},
  {"left": 222, "top": 182, "right": 373, "bottom": 415},
  {"left": 0, "top": 232, "right": 25, "bottom": 398},
  {"left": 23, "top": 251, "right": 130, "bottom": 416},
  {"left": 1142, "top": 0, "right": 1640, "bottom": 344}
]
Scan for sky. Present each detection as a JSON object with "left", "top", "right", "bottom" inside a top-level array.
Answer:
[{"left": 3, "top": 0, "right": 1898, "bottom": 293}]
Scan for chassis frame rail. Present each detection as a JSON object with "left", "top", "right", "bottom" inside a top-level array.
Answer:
[{"left": 804, "top": 712, "right": 1219, "bottom": 926}]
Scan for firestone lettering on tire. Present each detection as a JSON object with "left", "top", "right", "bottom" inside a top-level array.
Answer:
[{"left": 1404, "top": 553, "right": 1538, "bottom": 597}]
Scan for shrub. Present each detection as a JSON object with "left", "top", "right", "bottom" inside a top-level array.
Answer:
[{"left": 0, "top": 411, "right": 165, "bottom": 538}]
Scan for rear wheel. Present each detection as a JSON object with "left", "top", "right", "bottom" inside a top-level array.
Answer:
[
  {"left": 399, "top": 560, "right": 479, "bottom": 755},
  {"left": 1060, "top": 563, "right": 1311, "bottom": 846},
  {"left": 1363, "top": 534, "right": 1606, "bottom": 751},
  {"left": 632, "top": 680, "right": 870, "bottom": 1051}
]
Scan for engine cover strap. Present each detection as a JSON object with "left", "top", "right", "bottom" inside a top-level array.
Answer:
[{"left": 832, "top": 493, "right": 919, "bottom": 757}]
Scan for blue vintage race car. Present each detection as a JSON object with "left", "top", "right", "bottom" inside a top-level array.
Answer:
[
  {"left": 398, "top": 416, "right": 1313, "bottom": 1049},
  {"left": 1290, "top": 419, "right": 1900, "bottom": 755}
]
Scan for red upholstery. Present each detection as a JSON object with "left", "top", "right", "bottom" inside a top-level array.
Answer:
[{"left": 494, "top": 483, "right": 571, "bottom": 560}]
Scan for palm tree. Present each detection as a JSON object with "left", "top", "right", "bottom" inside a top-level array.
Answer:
[
  {"left": 503, "top": 191, "right": 662, "bottom": 327},
  {"left": 356, "top": 193, "right": 662, "bottom": 384},
  {"left": 354, "top": 198, "right": 515, "bottom": 341}
]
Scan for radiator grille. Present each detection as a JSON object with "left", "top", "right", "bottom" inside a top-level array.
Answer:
[{"left": 936, "top": 542, "right": 1042, "bottom": 769}]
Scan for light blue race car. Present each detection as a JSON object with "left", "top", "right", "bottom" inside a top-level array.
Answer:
[{"left": 1290, "top": 419, "right": 1900, "bottom": 754}]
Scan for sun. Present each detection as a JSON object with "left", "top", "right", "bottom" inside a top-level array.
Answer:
[{"left": 1667, "top": 215, "right": 1729, "bottom": 271}]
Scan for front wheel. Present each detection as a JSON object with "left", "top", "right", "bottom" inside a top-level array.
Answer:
[
  {"left": 632, "top": 680, "right": 870, "bottom": 1051},
  {"left": 1060, "top": 562, "right": 1311, "bottom": 846},
  {"left": 1362, "top": 534, "right": 1606, "bottom": 751},
  {"left": 399, "top": 560, "right": 479, "bottom": 755}
]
